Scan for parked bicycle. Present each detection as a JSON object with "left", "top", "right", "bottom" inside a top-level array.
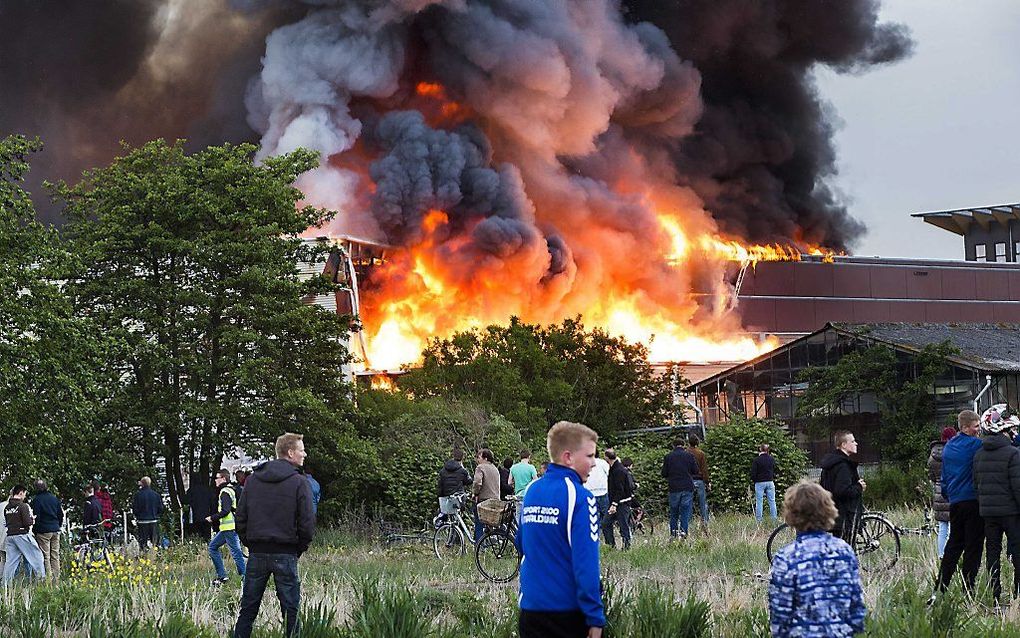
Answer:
[
  {"left": 629, "top": 505, "right": 654, "bottom": 536},
  {"left": 433, "top": 492, "right": 476, "bottom": 559},
  {"left": 475, "top": 495, "right": 521, "bottom": 583},
  {"left": 73, "top": 521, "right": 115, "bottom": 572},
  {"left": 766, "top": 511, "right": 901, "bottom": 571},
  {"left": 381, "top": 510, "right": 446, "bottom": 548}
]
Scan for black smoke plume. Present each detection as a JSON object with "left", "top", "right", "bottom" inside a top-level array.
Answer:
[
  {"left": 622, "top": 0, "right": 913, "bottom": 249},
  {"left": 0, "top": 0, "right": 298, "bottom": 222}
]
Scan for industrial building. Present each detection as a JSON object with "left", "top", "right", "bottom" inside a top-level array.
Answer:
[
  {"left": 687, "top": 204, "right": 1020, "bottom": 462},
  {"left": 690, "top": 322, "right": 1020, "bottom": 464}
]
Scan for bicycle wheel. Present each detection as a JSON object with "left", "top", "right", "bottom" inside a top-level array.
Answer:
[
  {"left": 631, "top": 514, "right": 654, "bottom": 535},
  {"left": 854, "top": 514, "right": 900, "bottom": 572},
  {"left": 475, "top": 529, "right": 520, "bottom": 583},
  {"left": 766, "top": 523, "right": 797, "bottom": 564},
  {"left": 433, "top": 523, "right": 467, "bottom": 559}
]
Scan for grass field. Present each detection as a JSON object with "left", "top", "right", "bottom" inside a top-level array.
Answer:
[{"left": 1, "top": 509, "right": 1019, "bottom": 637}]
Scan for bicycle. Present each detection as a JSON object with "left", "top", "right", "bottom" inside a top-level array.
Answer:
[
  {"left": 629, "top": 504, "right": 654, "bottom": 535},
  {"left": 73, "top": 521, "right": 115, "bottom": 572},
  {"left": 475, "top": 496, "right": 521, "bottom": 583},
  {"left": 380, "top": 517, "right": 438, "bottom": 548},
  {"left": 433, "top": 492, "right": 476, "bottom": 559},
  {"left": 766, "top": 511, "right": 901, "bottom": 571}
]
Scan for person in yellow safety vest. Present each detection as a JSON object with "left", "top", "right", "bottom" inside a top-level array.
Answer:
[{"left": 206, "top": 468, "right": 247, "bottom": 586}]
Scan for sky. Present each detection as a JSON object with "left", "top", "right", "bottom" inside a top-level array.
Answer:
[{"left": 815, "top": 0, "right": 1020, "bottom": 260}]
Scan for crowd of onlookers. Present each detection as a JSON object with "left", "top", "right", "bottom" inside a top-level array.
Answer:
[
  {"left": 2, "top": 477, "right": 166, "bottom": 584},
  {"left": 10, "top": 407, "right": 1020, "bottom": 637}
]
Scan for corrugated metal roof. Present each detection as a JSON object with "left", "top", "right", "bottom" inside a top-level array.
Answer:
[{"left": 830, "top": 322, "right": 1020, "bottom": 373}]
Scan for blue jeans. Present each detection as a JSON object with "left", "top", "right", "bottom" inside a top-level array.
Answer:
[
  {"left": 668, "top": 491, "right": 693, "bottom": 536},
  {"left": 593, "top": 494, "right": 609, "bottom": 541},
  {"left": 3, "top": 535, "right": 46, "bottom": 583},
  {"left": 693, "top": 480, "right": 710, "bottom": 524},
  {"left": 209, "top": 530, "right": 246, "bottom": 580},
  {"left": 754, "top": 481, "right": 778, "bottom": 523},
  {"left": 938, "top": 521, "right": 950, "bottom": 558},
  {"left": 474, "top": 506, "right": 484, "bottom": 542},
  {"left": 233, "top": 553, "right": 301, "bottom": 638}
]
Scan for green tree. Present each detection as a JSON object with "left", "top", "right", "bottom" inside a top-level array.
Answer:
[
  {"left": 0, "top": 135, "right": 128, "bottom": 495},
  {"left": 401, "top": 317, "right": 672, "bottom": 438},
  {"left": 57, "top": 140, "right": 356, "bottom": 505},
  {"left": 796, "top": 341, "right": 957, "bottom": 466}
]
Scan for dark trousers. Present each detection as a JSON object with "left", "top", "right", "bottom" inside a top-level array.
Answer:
[
  {"left": 189, "top": 520, "right": 212, "bottom": 540},
  {"left": 233, "top": 553, "right": 301, "bottom": 638},
  {"left": 593, "top": 494, "right": 609, "bottom": 542},
  {"left": 520, "top": 610, "right": 588, "bottom": 638},
  {"left": 603, "top": 502, "right": 631, "bottom": 549},
  {"left": 985, "top": 514, "right": 1020, "bottom": 600},
  {"left": 936, "top": 499, "right": 984, "bottom": 593},
  {"left": 137, "top": 522, "right": 160, "bottom": 552}
]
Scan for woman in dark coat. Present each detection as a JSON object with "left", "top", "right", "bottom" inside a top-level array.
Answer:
[{"left": 929, "top": 426, "right": 956, "bottom": 558}]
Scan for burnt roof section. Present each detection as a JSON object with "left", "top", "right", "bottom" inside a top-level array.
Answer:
[
  {"left": 913, "top": 203, "right": 1020, "bottom": 236},
  {"left": 690, "top": 322, "right": 1020, "bottom": 389}
]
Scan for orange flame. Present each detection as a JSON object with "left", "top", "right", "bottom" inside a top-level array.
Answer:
[
  {"left": 353, "top": 209, "right": 820, "bottom": 371},
  {"left": 415, "top": 82, "right": 469, "bottom": 123},
  {"left": 370, "top": 374, "right": 397, "bottom": 391}
]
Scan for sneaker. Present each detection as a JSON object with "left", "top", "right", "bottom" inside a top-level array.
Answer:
[
  {"left": 211, "top": 577, "right": 229, "bottom": 587},
  {"left": 925, "top": 593, "right": 937, "bottom": 608}
]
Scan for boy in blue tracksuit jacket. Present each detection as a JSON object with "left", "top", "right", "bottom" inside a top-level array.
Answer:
[{"left": 518, "top": 421, "right": 605, "bottom": 638}]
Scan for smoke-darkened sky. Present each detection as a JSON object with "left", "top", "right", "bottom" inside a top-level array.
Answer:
[{"left": 5, "top": 0, "right": 1001, "bottom": 265}]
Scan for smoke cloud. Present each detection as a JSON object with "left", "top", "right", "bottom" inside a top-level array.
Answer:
[
  {"left": 621, "top": 0, "right": 913, "bottom": 249},
  {"left": 1, "top": 0, "right": 912, "bottom": 359},
  {"left": 0, "top": 0, "right": 297, "bottom": 221}
]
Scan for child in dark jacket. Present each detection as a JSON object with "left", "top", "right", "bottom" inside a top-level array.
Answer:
[{"left": 769, "top": 481, "right": 866, "bottom": 638}]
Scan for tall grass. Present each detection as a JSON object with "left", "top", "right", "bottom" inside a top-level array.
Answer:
[{"left": 4, "top": 509, "right": 1020, "bottom": 636}]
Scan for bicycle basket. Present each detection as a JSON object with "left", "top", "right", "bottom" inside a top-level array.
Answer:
[{"left": 477, "top": 498, "right": 508, "bottom": 527}]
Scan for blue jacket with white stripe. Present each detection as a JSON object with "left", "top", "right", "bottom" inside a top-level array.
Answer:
[{"left": 517, "top": 463, "right": 605, "bottom": 628}]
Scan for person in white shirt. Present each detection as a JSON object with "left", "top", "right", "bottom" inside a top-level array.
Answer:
[{"left": 584, "top": 450, "right": 611, "bottom": 542}]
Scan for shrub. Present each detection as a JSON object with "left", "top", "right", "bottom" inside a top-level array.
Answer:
[
  {"left": 702, "top": 417, "right": 809, "bottom": 514},
  {"left": 375, "top": 398, "right": 523, "bottom": 524},
  {"left": 862, "top": 464, "right": 928, "bottom": 511}
]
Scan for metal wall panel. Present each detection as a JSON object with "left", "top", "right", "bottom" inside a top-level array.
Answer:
[
  {"left": 869, "top": 266, "right": 908, "bottom": 298},
  {"left": 794, "top": 263, "right": 834, "bottom": 297}
]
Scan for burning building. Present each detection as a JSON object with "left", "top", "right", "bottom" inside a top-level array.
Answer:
[{"left": 2, "top": 1, "right": 914, "bottom": 376}]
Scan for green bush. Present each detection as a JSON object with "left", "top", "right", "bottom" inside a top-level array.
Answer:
[
  {"left": 702, "top": 417, "right": 809, "bottom": 514},
  {"left": 375, "top": 398, "right": 523, "bottom": 524},
  {"left": 862, "top": 464, "right": 928, "bottom": 511}
]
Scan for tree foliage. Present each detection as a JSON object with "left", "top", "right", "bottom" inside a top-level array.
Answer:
[
  {"left": 702, "top": 417, "right": 809, "bottom": 513},
  {"left": 401, "top": 317, "right": 673, "bottom": 438},
  {"left": 796, "top": 341, "right": 958, "bottom": 466},
  {"left": 0, "top": 135, "right": 129, "bottom": 496},
  {"left": 56, "top": 140, "right": 356, "bottom": 505}
]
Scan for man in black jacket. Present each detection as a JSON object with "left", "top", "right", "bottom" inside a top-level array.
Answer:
[
  {"left": 750, "top": 444, "right": 778, "bottom": 524},
  {"left": 819, "top": 431, "right": 866, "bottom": 541},
  {"left": 233, "top": 433, "right": 316, "bottom": 638},
  {"left": 437, "top": 448, "right": 472, "bottom": 520},
  {"left": 972, "top": 410, "right": 1020, "bottom": 603},
  {"left": 604, "top": 448, "right": 633, "bottom": 549},
  {"left": 662, "top": 438, "right": 699, "bottom": 538}
]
